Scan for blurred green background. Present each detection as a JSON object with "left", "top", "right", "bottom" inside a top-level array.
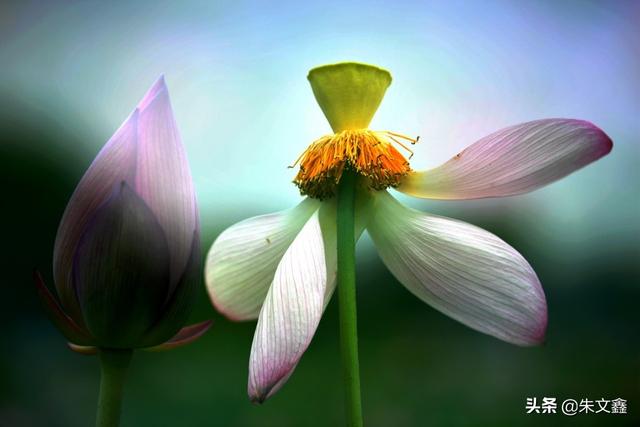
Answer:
[{"left": 1, "top": 0, "right": 638, "bottom": 426}]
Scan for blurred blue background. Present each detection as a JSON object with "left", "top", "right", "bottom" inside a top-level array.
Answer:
[{"left": 1, "top": 0, "right": 638, "bottom": 426}]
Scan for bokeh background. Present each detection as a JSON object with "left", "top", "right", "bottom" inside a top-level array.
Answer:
[{"left": 1, "top": 0, "right": 638, "bottom": 426}]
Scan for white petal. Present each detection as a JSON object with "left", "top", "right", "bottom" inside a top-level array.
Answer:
[
  {"left": 367, "top": 191, "right": 547, "bottom": 346},
  {"left": 245, "top": 193, "right": 371, "bottom": 402},
  {"left": 318, "top": 203, "right": 338, "bottom": 307},
  {"left": 248, "top": 211, "right": 328, "bottom": 402},
  {"left": 205, "top": 198, "right": 320, "bottom": 321},
  {"left": 398, "top": 119, "right": 612, "bottom": 200}
]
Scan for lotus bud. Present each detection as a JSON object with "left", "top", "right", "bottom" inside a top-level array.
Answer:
[{"left": 35, "top": 77, "right": 211, "bottom": 352}]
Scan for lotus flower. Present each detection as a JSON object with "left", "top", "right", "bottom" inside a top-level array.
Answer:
[
  {"left": 36, "top": 77, "right": 210, "bottom": 352},
  {"left": 205, "top": 62, "right": 612, "bottom": 403}
]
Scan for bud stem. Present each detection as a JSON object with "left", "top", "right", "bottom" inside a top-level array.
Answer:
[
  {"left": 96, "top": 349, "right": 133, "bottom": 427},
  {"left": 336, "top": 169, "right": 363, "bottom": 427}
]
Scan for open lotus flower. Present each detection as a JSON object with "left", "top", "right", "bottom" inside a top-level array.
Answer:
[
  {"left": 205, "top": 62, "right": 612, "bottom": 403},
  {"left": 36, "top": 77, "right": 211, "bottom": 352}
]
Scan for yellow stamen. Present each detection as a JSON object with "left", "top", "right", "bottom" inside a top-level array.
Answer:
[{"left": 292, "top": 129, "right": 418, "bottom": 199}]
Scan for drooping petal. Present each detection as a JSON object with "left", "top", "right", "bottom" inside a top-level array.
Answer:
[
  {"left": 205, "top": 198, "right": 320, "bottom": 321},
  {"left": 398, "top": 119, "right": 612, "bottom": 200},
  {"left": 53, "top": 109, "right": 139, "bottom": 322},
  {"left": 134, "top": 76, "right": 197, "bottom": 289},
  {"left": 249, "top": 194, "right": 371, "bottom": 401},
  {"left": 73, "top": 182, "right": 171, "bottom": 348},
  {"left": 33, "top": 271, "right": 94, "bottom": 346},
  {"left": 367, "top": 191, "right": 547, "bottom": 346},
  {"left": 248, "top": 211, "right": 328, "bottom": 403},
  {"left": 144, "top": 320, "right": 213, "bottom": 352}
]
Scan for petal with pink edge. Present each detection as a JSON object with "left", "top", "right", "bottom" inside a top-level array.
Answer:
[
  {"left": 248, "top": 211, "right": 328, "bottom": 403},
  {"left": 398, "top": 119, "right": 612, "bottom": 200},
  {"left": 367, "top": 191, "right": 547, "bottom": 346},
  {"left": 245, "top": 194, "right": 371, "bottom": 401}
]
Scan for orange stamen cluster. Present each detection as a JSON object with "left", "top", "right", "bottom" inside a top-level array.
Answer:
[{"left": 291, "top": 129, "right": 418, "bottom": 199}]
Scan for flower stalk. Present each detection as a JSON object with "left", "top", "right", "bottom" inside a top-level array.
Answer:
[
  {"left": 336, "top": 169, "right": 363, "bottom": 427},
  {"left": 96, "top": 349, "right": 133, "bottom": 427}
]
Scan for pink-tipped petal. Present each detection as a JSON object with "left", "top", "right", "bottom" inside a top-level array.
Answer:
[
  {"left": 137, "top": 75, "right": 168, "bottom": 111},
  {"left": 145, "top": 320, "right": 213, "bottom": 352},
  {"left": 248, "top": 212, "right": 328, "bottom": 403},
  {"left": 398, "top": 119, "right": 612, "bottom": 200},
  {"left": 206, "top": 199, "right": 321, "bottom": 321},
  {"left": 368, "top": 191, "right": 547, "bottom": 346},
  {"left": 53, "top": 110, "right": 139, "bottom": 321},
  {"left": 134, "top": 77, "right": 197, "bottom": 289}
]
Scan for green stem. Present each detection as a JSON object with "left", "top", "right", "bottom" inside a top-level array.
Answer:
[
  {"left": 336, "top": 169, "right": 363, "bottom": 427},
  {"left": 96, "top": 349, "right": 133, "bottom": 427}
]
